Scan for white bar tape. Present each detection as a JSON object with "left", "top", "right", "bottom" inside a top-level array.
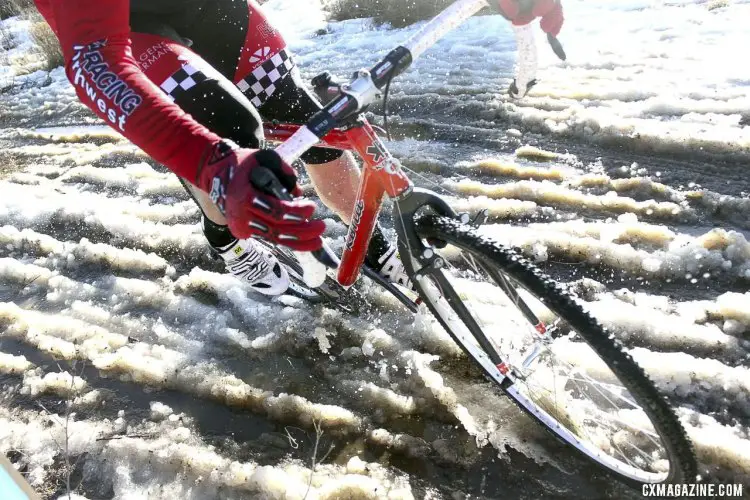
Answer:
[
  {"left": 513, "top": 23, "right": 538, "bottom": 93},
  {"left": 403, "top": 0, "right": 489, "bottom": 60},
  {"left": 274, "top": 126, "right": 321, "bottom": 165}
]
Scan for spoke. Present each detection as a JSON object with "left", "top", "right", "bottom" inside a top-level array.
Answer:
[
  {"left": 428, "top": 244, "right": 669, "bottom": 478},
  {"left": 565, "top": 377, "right": 639, "bottom": 409},
  {"left": 540, "top": 351, "right": 664, "bottom": 447},
  {"left": 565, "top": 367, "right": 647, "bottom": 439},
  {"left": 592, "top": 411, "right": 662, "bottom": 444},
  {"left": 520, "top": 375, "right": 603, "bottom": 451},
  {"left": 565, "top": 366, "right": 644, "bottom": 419},
  {"left": 611, "top": 438, "right": 649, "bottom": 470},
  {"left": 464, "top": 252, "right": 481, "bottom": 278},
  {"left": 523, "top": 353, "right": 664, "bottom": 453},
  {"left": 542, "top": 344, "right": 647, "bottom": 417},
  {"left": 601, "top": 417, "right": 661, "bottom": 467}
]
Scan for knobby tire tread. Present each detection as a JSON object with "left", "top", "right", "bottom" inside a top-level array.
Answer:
[{"left": 414, "top": 214, "right": 697, "bottom": 487}]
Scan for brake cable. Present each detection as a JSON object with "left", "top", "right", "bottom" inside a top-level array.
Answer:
[{"left": 382, "top": 72, "right": 394, "bottom": 141}]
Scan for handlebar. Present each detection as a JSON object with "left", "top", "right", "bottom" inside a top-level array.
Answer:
[{"left": 275, "top": 0, "right": 490, "bottom": 165}]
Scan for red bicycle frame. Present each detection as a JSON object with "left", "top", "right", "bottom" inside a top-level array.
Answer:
[
  {"left": 264, "top": 120, "right": 412, "bottom": 287},
  {"left": 265, "top": 0, "right": 489, "bottom": 286}
]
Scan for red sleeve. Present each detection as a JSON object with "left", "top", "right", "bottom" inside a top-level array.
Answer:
[{"left": 45, "top": 0, "right": 222, "bottom": 187}]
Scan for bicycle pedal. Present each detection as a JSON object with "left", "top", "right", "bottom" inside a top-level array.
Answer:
[{"left": 471, "top": 209, "right": 489, "bottom": 227}]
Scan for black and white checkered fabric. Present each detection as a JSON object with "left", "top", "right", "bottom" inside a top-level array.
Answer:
[
  {"left": 160, "top": 64, "right": 208, "bottom": 102},
  {"left": 236, "top": 49, "right": 295, "bottom": 108}
]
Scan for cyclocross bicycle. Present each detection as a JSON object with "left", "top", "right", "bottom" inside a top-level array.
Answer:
[{"left": 251, "top": 0, "right": 697, "bottom": 488}]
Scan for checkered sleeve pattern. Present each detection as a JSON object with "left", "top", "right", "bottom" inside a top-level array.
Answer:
[
  {"left": 236, "top": 49, "right": 295, "bottom": 108},
  {"left": 159, "top": 64, "right": 209, "bottom": 102}
]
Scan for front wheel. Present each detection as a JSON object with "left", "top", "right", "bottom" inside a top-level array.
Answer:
[{"left": 408, "top": 215, "right": 697, "bottom": 487}]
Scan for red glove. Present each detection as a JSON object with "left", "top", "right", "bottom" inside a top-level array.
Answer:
[
  {"left": 197, "top": 141, "right": 325, "bottom": 251},
  {"left": 498, "top": 0, "right": 564, "bottom": 37}
]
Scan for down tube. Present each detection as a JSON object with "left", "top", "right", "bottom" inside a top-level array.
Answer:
[{"left": 337, "top": 165, "right": 386, "bottom": 287}]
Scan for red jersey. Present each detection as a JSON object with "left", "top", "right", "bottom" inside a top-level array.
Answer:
[{"left": 33, "top": 0, "right": 221, "bottom": 183}]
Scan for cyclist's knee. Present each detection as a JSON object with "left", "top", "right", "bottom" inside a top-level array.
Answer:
[{"left": 303, "top": 148, "right": 345, "bottom": 165}]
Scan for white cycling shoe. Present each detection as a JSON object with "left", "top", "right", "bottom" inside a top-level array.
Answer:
[
  {"left": 374, "top": 245, "right": 414, "bottom": 290},
  {"left": 217, "top": 238, "right": 411, "bottom": 296},
  {"left": 215, "top": 238, "right": 290, "bottom": 296}
]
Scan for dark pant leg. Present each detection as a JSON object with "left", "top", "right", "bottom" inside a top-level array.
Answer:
[
  {"left": 129, "top": 32, "right": 264, "bottom": 245},
  {"left": 173, "top": 0, "right": 343, "bottom": 164}
]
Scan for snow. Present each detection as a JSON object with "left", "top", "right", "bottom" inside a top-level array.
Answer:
[
  {"left": 22, "top": 370, "right": 88, "bottom": 398},
  {"left": 469, "top": 220, "right": 750, "bottom": 282},
  {"left": 0, "top": 405, "right": 414, "bottom": 499},
  {"left": 1, "top": 0, "right": 750, "bottom": 497},
  {"left": 0, "top": 352, "right": 32, "bottom": 375},
  {"left": 0, "top": 16, "right": 48, "bottom": 89},
  {"left": 276, "top": 0, "right": 750, "bottom": 158}
]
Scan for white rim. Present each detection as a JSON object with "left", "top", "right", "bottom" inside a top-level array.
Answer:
[{"left": 415, "top": 270, "right": 671, "bottom": 484}]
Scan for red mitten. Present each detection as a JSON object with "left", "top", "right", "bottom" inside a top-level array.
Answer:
[
  {"left": 197, "top": 141, "right": 325, "bottom": 251},
  {"left": 534, "top": 0, "right": 564, "bottom": 37},
  {"left": 498, "top": 0, "right": 564, "bottom": 37}
]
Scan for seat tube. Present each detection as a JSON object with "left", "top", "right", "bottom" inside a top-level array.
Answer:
[{"left": 337, "top": 166, "right": 385, "bottom": 287}]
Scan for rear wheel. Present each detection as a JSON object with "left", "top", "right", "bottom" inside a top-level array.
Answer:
[{"left": 410, "top": 214, "right": 696, "bottom": 487}]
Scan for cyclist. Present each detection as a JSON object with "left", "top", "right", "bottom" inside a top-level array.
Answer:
[
  {"left": 498, "top": 0, "right": 565, "bottom": 98},
  {"left": 32, "top": 0, "right": 412, "bottom": 297}
]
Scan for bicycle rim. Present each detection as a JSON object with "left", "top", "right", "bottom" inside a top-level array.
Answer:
[{"left": 410, "top": 215, "right": 696, "bottom": 486}]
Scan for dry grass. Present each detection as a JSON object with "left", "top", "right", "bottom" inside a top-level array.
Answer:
[
  {"left": 29, "top": 18, "right": 63, "bottom": 70},
  {"left": 0, "top": 0, "right": 63, "bottom": 72},
  {"left": 327, "top": 0, "right": 464, "bottom": 27},
  {"left": 0, "top": 0, "right": 34, "bottom": 20},
  {"left": 0, "top": 151, "right": 24, "bottom": 176},
  {"left": 707, "top": 0, "right": 730, "bottom": 10}
]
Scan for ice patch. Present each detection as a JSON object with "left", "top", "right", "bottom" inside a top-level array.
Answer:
[
  {"left": 631, "top": 348, "right": 750, "bottom": 414},
  {"left": 679, "top": 408, "right": 750, "bottom": 483},
  {"left": 149, "top": 402, "right": 174, "bottom": 421},
  {"left": 0, "top": 352, "right": 32, "bottom": 375},
  {"left": 477, "top": 223, "right": 750, "bottom": 281},
  {"left": 314, "top": 327, "right": 334, "bottom": 354},
  {"left": 22, "top": 370, "right": 88, "bottom": 398},
  {"left": 449, "top": 178, "right": 686, "bottom": 218}
]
